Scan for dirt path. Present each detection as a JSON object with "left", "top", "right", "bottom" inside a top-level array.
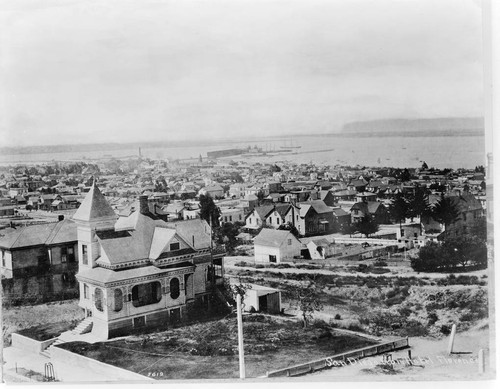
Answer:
[
  {"left": 306, "top": 328, "right": 493, "bottom": 380},
  {"left": 224, "top": 256, "right": 488, "bottom": 279}
]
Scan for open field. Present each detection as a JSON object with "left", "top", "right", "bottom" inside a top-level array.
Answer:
[
  {"left": 57, "top": 314, "right": 376, "bottom": 379},
  {"left": 225, "top": 261, "right": 489, "bottom": 339}
]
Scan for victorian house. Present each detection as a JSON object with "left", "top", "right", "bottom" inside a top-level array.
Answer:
[{"left": 73, "top": 183, "right": 225, "bottom": 340}]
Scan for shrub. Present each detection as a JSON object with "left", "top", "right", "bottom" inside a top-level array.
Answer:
[
  {"left": 346, "top": 322, "right": 365, "bottom": 332},
  {"left": 312, "top": 319, "right": 330, "bottom": 330},
  {"left": 334, "top": 313, "right": 342, "bottom": 320},
  {"left": 255, "top": 264, "right": 265, "bottom": 269},
  {"left": 440, "top": 325, "right": 451, "bottom": 335},
  {"left": 234, "top": 261, "right": 247, "bottom": 267},
  {"left": 459, "top": 311, "right": 475, "bottom": 322},
  {"left": 397, "top": 306, "right": 412, "bottom": 317},
  {"left": 359, "top": 317, "right": 370, "bottom": 325},
  {"left": 400, "top": 320, "right": 428, "bottom": 337},
  {"left": 374, "top": 260, "right": 387, "bottom": 267},
  {"left": 427, "top": 312, "right": 439, "bottom": 325}
]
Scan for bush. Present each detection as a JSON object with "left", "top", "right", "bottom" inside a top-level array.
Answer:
[
  {"left": 374, "top": 260, "right": 387, "bottom": 267},
  {"left": 397, "top": 306, "right": 412, "bottom": 317},
  {"left": 359, "top": 317, "right": 370, "bottom": 326},
  {"left": 400, "top": 320, "right": 428, "bottom": 337},
  {"left": 459, "top": 311, "right": 475, "bottom": 322},
  {"left": 427, "top": 312, "right": 439, "bottom": 325},
  {"left": 334, "top": 313, "right": 342, "bottom": 320},
  {"left": 312, "top": 319, "right": 330, "bottom": 330},
  {"left": 234, "top": 261, "right": 247, "bottom": 267},
  {"left": 346, "top": 322, "right": 365, "bottom": 332},
  {"left": 255, "top": 264, "right": 265, "bottom": 269},
  {"left": 440, "top": 325, "right": 451, "bottom": 335}
]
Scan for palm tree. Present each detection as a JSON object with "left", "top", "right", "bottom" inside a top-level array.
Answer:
[
  {"left": 431, "top": 194, "right": 460, "bottom": 231},
  {"left": 408, "top": 186, "right": 431, "bottom": 221},
  {"left": 389, "top": 193, "right": 409, "bottom": 231}
]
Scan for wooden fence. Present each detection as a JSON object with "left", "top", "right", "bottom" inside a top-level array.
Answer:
[{"left": 266, "top": 337, "right": 410, "bottom": 378}]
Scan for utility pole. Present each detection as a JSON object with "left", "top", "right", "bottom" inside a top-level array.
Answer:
[{"left": 236, "top": 294, "right": 246, "bottom": 379}]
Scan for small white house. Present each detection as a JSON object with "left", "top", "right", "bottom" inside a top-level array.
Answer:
[
  {"left": 254, "top": 228, "right": 302, "bottom": 263},
  {"left": 238, "top": 283, "right": 282, "bottom": 314},
  {"left": 305, "top": 238, "right": 333, "bottom": 260}
]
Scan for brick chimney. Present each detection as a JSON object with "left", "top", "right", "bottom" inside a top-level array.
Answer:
[{"left": 139, "top": 195, "right": 149, "bottom": 214}]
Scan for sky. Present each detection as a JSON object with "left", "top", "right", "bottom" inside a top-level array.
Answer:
[{"left": 0, "top": 0, "right": 485, "bottom": 147}]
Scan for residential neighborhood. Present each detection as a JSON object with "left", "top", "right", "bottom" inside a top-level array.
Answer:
[{"left": 0, "top": 153, "right": 492, "bottom": 382}]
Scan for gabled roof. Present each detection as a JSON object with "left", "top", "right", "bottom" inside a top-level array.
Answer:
[
  {"left": 252, "top": 205, "right": 275, "bottom": 220},
  {"left": 254, "top": 228, "right": 299, "bottom": 247},
  {"left": 97, "top": 212, "right": 166, "bottom": 264},
  {"left": 274, "top": 204, "right": 292, "bottom": 218},
  {"left": 349, "top": 179, "right": 368, "bottom": 187},
  {"left": 165, "top": 219, "right": 212, "bottom": 250},
  {"left": 351, "top": 201, "right": 385, "bottom": 214},
  {"left": 0, "top": 220, "right": 77, "bottom": 249},
  {"left": 73, "top": 182, "right": 117, "bottom": 222},
  {"left": 332, "top": 208, "right": 349, "bottom": 217},
  {"left": 299, "top": 200, "right": 332, "bottom": 215}
]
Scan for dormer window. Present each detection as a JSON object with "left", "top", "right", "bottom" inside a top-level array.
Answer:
[{"left": 170, "top": 242, "right": 180, "bottom": 251}]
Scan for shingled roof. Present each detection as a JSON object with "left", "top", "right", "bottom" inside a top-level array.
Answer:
[
  {"left": 73, "top": 182, "right": 117, "bottom": 222},
  {"left": 254, "top": 228, "right": 300, "bottom": 247},
  {"left": 0, "top": 219, "right": 77, "bottom": 249}
]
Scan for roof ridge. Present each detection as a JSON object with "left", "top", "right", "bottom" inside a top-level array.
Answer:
[
  {"left": 45, "top": 220, "right": 64, "bottom": 245},
  {"left": 8, "top": 225, "right": 27, "bottom": 249}
]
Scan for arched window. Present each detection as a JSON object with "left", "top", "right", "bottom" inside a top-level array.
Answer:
[
  {"left": 114, "top": 289, "right": 123, "bottom": 312},
  {"left": 170, "top": 277, "right": 180, "bottom": 300},
  {"left": 94, "top": 288, "right": 104, "bottom": 312},
  {"left": 132, "top": 282, "right": 161, "bottom": 307}
]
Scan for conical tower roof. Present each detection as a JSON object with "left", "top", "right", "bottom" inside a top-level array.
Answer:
[{"left": 73, "top": 181, "right": 117, "bottom": 222}]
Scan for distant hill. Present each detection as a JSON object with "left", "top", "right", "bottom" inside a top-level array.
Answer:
[{"left": 341, "top": 117, "right": 484, "bottom": 137}]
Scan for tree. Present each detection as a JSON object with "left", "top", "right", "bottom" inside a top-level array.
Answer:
[
  {"left": 407, "top": 187, "right": 431, "bottom": 221},
  {"left": 470, "top": 216, "right": 487, "bottom": 242},
  {"left": 270, "top": 164, "right": 281, "bottom": 173},
  {"left": 355, "top": 215, "right": 379, "bottom": 238},
  {"left": 431, "top": 194, "right": 460, "bottom": 231},
  {"left": 411, "top": 242, "right": 443, "bottom": 272},
  {"left": 421, "top": 161, "right": 429, "bottom": 170},
  {"left": 278, "top": 222, "right": 300, "bottom": 238},
  {"left": 199, "top": 194, "right": 221, "bottom": 228},
  {"left": 256, "top": 190, "right": 265, "bottom": 206},
  {"left": 400, "top": 168, "right": 411, "bottom": 182},
  {"left": 220, "top": 276, "right": 253, "bottom": 308},
  {"left": 389, "top": 194, "right": 409, "bottom": 230},
  {"left": 230, "top": 172, "right": 244, "bottom": 183},
  {"left": 345, "top": 223, "right": 358, "bottom": 237},
  {"left": 216, "top": 222, "right": 243, "bottom": 253},
  {"left": 289, "top": 283, "right": 324, "bottom": 329}
]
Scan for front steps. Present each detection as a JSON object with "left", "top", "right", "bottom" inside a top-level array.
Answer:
[
  {"left": 71, "top": 317, "right": 93, "bottom": 335},
  {"left": 40, "top": 318, "right": 95, "bottom": 358}
]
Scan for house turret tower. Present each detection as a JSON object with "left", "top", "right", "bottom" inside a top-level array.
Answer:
[{"left": 72, "top": 181, "right": 117, "bottom": 269}]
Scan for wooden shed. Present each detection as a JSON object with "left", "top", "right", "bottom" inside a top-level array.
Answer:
[{"left": 240, "top": 283, "right": 282, "bottom": 314}]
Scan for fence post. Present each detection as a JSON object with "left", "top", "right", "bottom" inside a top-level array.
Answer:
[
  {"left": 478, "top": 349, "right": 485, "bottom": 374},
  {"left": 448, "top": 324, "right": 457, "bottom": 354}
]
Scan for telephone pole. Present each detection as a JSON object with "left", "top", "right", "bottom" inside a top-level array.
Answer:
[{"left": 236, "top": 294, "right": 246, "bottom": 379}]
